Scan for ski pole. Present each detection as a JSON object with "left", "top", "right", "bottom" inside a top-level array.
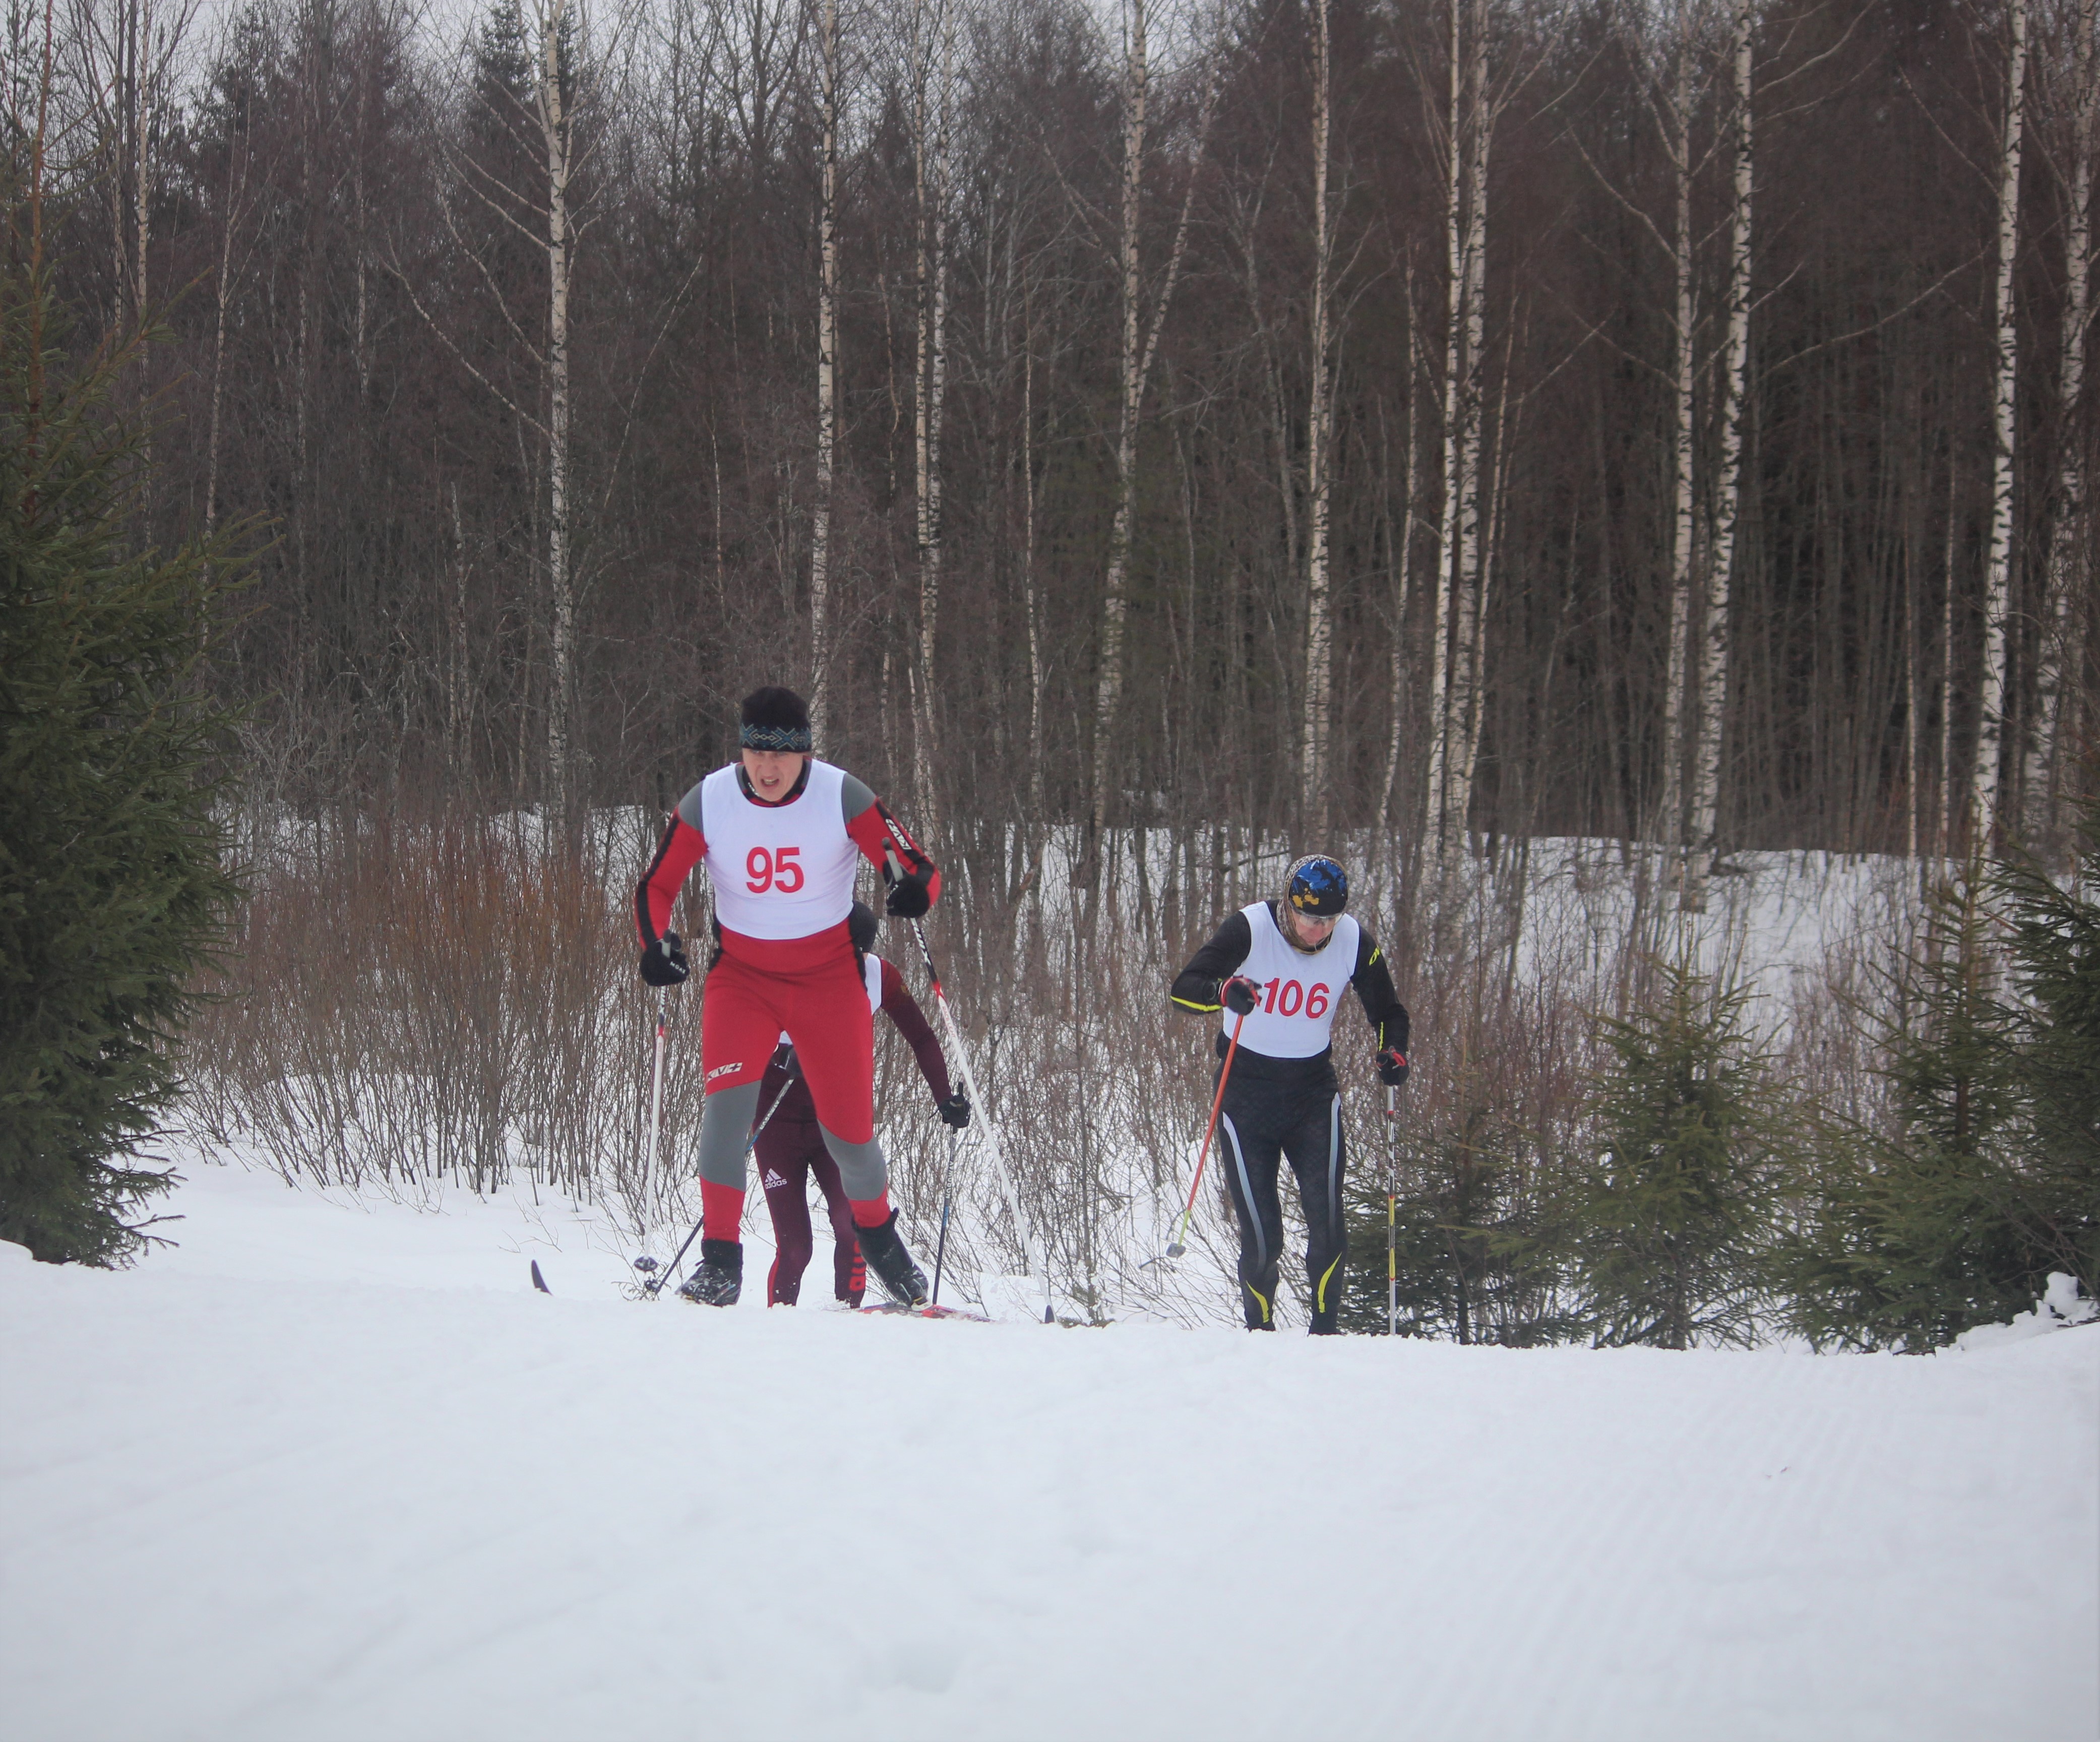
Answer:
[
  {"left": 645, "top": 989, "right": 669, "bottom": 1185},
  {"left": 1166, "top": 1005, "right": 1249, "bottom": 1259},
  {"left": 886, "top": 847, "right": 1040, "bottom": 1279},
  {"left": 640, "top": 1059, "right": 800, "bottom": 1296},
  {"left": 1386, "top": 1083, "right": 1398, "bottom": 1336},
  {"left": 931, "top": 1134, "right": 955, "bottom": 1307}
]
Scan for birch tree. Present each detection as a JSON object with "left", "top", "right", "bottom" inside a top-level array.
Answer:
[
  {"left": 1424, "top": 0, "right": 1493, "bottom": 879},
  {"left": 1089, "top": 0, "right": 1218, "bottom": 838},
  {"left": 1683, "top": 0, "right": 1754, "bottom": 913},
  {"left": 1300, "top": 0, "right": 1336, "bottom": 834},
  {"left": 1975, "top": 0, "right": 2030, "bottom": 848},
  {"left": 1439, "top": 0, "right": 1492, "bottom": 876},
  {"left": 2025, "top": 0, "right": 2095, "bottom": 840},
  {"left": 396, "top": 0, "right": 632, "bottom": 820},
  {"left": 537, "top": 0, "right": 578, "bottom": 818},
  {"left": 1375, "top": 307, "right": 1424, "bottom": 841},
  {"left": 1422, "top": 0, "right": 1464, "bottom": 874},
  {"left": 810, "top": 0, "right": 839, "bottom": 744},
  {"left": 910, "top": 0, "right": 952, "bottom": 819},
  {"left": 1654, "top": 5, "right": 1697, "bottom": 877}
]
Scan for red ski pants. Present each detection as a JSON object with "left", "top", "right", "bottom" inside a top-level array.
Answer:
[{"left": 700, "top": 948, "right": 875, "bottom": 1144}]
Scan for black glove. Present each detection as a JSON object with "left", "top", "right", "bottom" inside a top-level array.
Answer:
[
  {"left": 1222, "top": 975, "right": 1260, "bottom": 1017},
  {"left": 639, "top": 932, "right": 690, "bottom": 986},
  {"left": 1377, "top": 1046, "right": 1410, "bottom": 1087},
  {"left": 937, "top": 1091, "right": 971, "bottom": 1130},
  {"left": 885, "top": 862, "right": 934, "bottom": 919}
]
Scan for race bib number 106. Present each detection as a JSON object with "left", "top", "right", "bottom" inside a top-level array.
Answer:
[{"left": 1262, "top": 978, "right": 1330, "bottom": 1018}]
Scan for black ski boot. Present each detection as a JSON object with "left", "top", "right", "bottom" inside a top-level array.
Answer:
[
  {"left": 855, "top": 1212, "right": 929, "bottom": 1308},
  {"left": 677, "top": 1238, "right": 743, "bottom": 1306},
  {"left": 1309, "top": 1310, "right": 1340, "bottom": 1336},
  {"left": 1241, "top": 1263, "right": 1279, "bottom": 1331}
]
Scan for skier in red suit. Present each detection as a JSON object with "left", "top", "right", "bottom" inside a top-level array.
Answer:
[
  {"left": 634, "top": 686, "right": 941, "bottom": 1308},
  {"left": 756, "top": 903, "right": 969, "bottom": 1306}
]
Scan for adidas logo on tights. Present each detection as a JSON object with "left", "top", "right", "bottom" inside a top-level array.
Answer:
[{"left": 762, "top": 1168, "right": 788, "bottom": 1191}]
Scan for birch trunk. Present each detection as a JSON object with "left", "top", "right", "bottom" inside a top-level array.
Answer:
[
  {"left": 1090, "top": 11, "right": 1219, "bottom": 836},
  {"left": 1425, "top": 0, "right": 1465, "bottom": 860},
  {"left": 205, "top": 140, "right": 245, "bottom": 535},
  {"left": 1093, "top": 0, "right": 1149, "bottom": 838},
  {"left": 912, "top": 0, "right": 930, "bottom": 784},
  {"left": 537, "top": 0, "right": 576, "bottom": 822},
  {"left": 2027, "top": 0, "right": 2095, "bottom": 841},
  {"left": 810, "top": 0, "right": 839, "bottom": 746},
  {"left": 1301, "top": 0, "right": 1335, "bottom": 835},
  {"left": 1438, "top": 0, "right": 1490, "bottom": 876},
  {"left": 132, "top": 0, "right": 149, "bottom": 329},
  {"left": 1942, "top": 460, "right": 1958, "bottom": 855},
  {"left": 1657, "top": 16, "right": 1693, "bottom": 884},
  {"left": 1453, "top": 332, "right": 1511, "bottom": 846},
  {"left": 1974, "top": 0, "right": 2028, "bottom": 848},
  {"left": 1684, "top": 0, "right": 1752, "bottom": 913},
  {"left": 1024, "top": 291, "right": 1045, "bottom": 819},
  {"left": 911, "top": 0, "right": 950, "bottom": 821},
  {"left": 1378, "top": 347, "right": 1422, "bottom": 840}
]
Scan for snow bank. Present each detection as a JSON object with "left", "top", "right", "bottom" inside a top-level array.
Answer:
[
  {"left": 1953, "top": 1273, "right": 2100, "bottom": 1351},
  {"left": 3, "top": 1165, "right": 2093, "bottom": 1742}
]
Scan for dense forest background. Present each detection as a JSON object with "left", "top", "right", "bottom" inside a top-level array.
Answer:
[
  {"left": 8, "top": 0, "right": 2096, "bottom": 1333},
  {"left": 11, "top": 0, "right": 2094, "bottom": 868}
]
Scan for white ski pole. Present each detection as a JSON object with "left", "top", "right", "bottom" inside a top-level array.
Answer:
[
  {"left": 646, "top": 989, "right": 668, "bottom": 1183},
  {"left": 1386, "top": 1083, "right": 1398, "bottom": 1336},
  {"left": 887, "top": 847, "right": 1039, "bottom": 1280}
]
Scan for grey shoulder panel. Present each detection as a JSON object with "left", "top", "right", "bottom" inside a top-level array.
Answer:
[
  {"left": 838, "top": 770, "right": 876, "bottom": 822},
  {"left": 676, "top": 779, "right": 708, "bottom": 834}
]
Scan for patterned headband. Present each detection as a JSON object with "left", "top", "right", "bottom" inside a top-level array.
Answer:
[{"left": 740, "top": 722, "right": 812, "bottom": 753}]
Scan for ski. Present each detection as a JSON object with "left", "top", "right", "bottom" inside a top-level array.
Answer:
[{"left": 860, "top": 1302, "right": 991, "bottom": 1323}]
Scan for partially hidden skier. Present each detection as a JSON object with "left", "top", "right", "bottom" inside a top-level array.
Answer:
[
  {"left": 1169, "top": 855, "right": 1410, "bottom": 1333},
  {"left": 756, "top": 902, "right": 969, "bottom": 1308},
  {"left": 634, "top": 685, "right": 941, "bottom": 1308}
]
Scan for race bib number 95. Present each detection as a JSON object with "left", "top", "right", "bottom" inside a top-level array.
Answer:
[{"left": 745, "top": 845, "right": 805, "bottom": 893}]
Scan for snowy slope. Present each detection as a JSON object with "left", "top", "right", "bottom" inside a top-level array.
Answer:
[{"left": 4, "top": 1165, "right": 2094, "bottom": 1742}]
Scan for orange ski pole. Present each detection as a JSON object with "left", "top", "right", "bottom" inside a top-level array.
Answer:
[{"left": 1166, "top": 1004, "right": 1250, "bottom": 1258}]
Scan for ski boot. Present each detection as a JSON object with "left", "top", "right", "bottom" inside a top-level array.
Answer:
[
  {"left": 855, "top": 1212, "right": 929, "bottom": 1308},
  {"left": 1309, "top": 1310, "right": 1340, "bottom": 1336},
  {"left": 1240, "top": 1265, "right": 1279, "bottom": 1331},
  {"left": 677, "top": 1238, "right": 743, "bottom": 1306}
]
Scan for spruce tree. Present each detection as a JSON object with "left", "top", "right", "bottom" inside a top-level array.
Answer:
[
  {"left": 1, "top": 226, "right": 246, "bottom": 1264},
  {"left": 1573, "top": 949, "right": 1782, "bottom": 1349},
  {"left": 1991, "top": 790, "right": 2100, "bottom": 1300},
  {"left": 1781, "top": 869, "right": 2034, "bottom": 1350},
  {"left": 1342, "top": 1073, "right": 1578, "bottom": 1344}
]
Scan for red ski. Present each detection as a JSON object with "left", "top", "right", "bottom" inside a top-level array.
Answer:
[{"left": 860, "top": 1302, "right": 991, "bottom": 1323}]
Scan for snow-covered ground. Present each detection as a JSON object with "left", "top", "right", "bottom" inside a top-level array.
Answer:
[{"left": 5, "top": 1162, "right": 2094, "bottom": 1742}]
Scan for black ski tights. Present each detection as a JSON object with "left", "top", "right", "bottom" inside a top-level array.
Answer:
[{"left": 1216, "top": 1077, "right": 1347, "bottom": 1331}]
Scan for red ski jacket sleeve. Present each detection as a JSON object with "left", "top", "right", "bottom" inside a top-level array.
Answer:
[
  {"left": 844, "top": 797, "right": 942, "bottom": 907},
  {"left": 878, "top": 959, "right": 953, "bottom": 1105},
  {"left": 635, "top": 814, "right": 706, "bottom": 948}
]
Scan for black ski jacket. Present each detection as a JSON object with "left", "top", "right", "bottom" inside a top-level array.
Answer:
[{"left": 1169, "top": 902, "right": 1409, "bottom": 1084}]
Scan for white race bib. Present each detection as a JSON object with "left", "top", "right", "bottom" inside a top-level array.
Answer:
[
  {"left": 696, "top": 758, "right": 860, "bottom": 940},
  {"left": 1224, "top": 902, "right": 1358, "bottom": 1059}
]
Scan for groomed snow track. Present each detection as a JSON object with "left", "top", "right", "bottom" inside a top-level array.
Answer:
[{"left": 3, "top": 1169, "right": 2093, "bottom": 1742}]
